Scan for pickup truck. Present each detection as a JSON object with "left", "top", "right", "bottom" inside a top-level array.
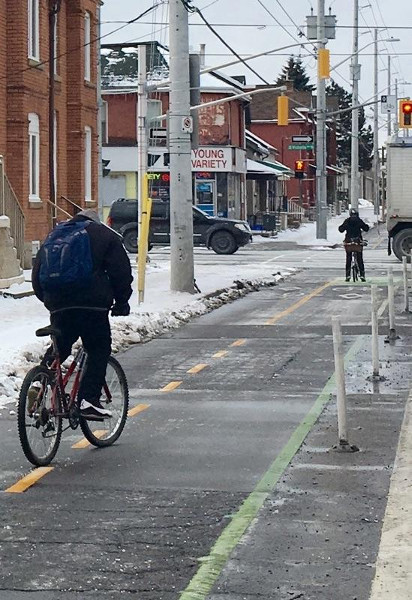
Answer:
[{"left": 106, "top": 199, "right": 252, "bottom": 255}]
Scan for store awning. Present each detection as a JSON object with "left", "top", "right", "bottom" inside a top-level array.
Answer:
[{"left": 247, "top": 159, "right": 292, "bottom": 179}]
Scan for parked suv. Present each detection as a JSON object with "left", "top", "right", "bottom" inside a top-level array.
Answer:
[{"left": 107, "top": 199, "right": 252, "bottom": 255}]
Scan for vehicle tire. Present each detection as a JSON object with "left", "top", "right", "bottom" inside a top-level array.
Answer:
[
  {"left": 79, "top": 356, "right": 129, "bottom": 448},
  {"left": 210, "top": 231, "right": 238, "bottom": 255},
  {"left": 18, "top": 366, "right": 62, "bottom": 467},
  {"left": 123, "top": 229, "right": 138, "bottom": 254},
  {"left": 392, "top": 229, "right": 412, "bottom": 262}
]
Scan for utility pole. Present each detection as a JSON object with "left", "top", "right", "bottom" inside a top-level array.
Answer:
[
  {"left": 373, "top": 29, "right": 380, "bottom": 216},
  {"left": 394, "top": 77, "right": 399, "bottom": 134},
  {"left": 169, "top": 0, "right": 195, "bottom": 293},
  {"left": 350, "top": 0, "right": 360, "bottom": 211},
  {"left": 316, "top": 0, "right": 327, "bottom": 239},
  {"left": 387, "top": 55, "right": 392, "bottom": 137},
  {"left": 137, "top": 44, "right": 148, "bottom": 234}
]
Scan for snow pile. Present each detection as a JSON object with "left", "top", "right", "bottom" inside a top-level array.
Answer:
[
  {"left": 0, "top": 263, "right": 292, "bottom": 409},
  {"left": 274, "top": 203, "right": 377, "bottom": 247}
]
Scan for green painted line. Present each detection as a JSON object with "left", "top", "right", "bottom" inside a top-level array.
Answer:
[{"left": 179, "top": 335, "right": 367, "bottom": 600}]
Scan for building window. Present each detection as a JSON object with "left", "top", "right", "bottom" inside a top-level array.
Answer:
[
  {"left": 28, "top": 113, "right": 40, "bottom": 201},
  {"left": 85, "top": 126, "right": 92, "bottom": 201},
  {"left": 28, "top": 0, "right": 39, "bottom": 60},
  {"left": 84, "top": 12, "right": 91, "bottom": 81}
]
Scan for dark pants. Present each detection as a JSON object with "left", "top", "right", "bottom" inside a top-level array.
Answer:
[
  {"left": 346, "top": 251, "right": 365, "bottom": 277},
  {"left": 44, "top": 309, "right": 112, "bottom": 404}
]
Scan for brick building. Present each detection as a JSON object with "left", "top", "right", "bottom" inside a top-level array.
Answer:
[
  {"left": 101, "top": 74, "right": 249, "bottom": 220},
  {"left": 248, "top": 84, "right": 340, "bottom": 214},
  {"left": 1, "top": 0, "right": 99, "bottom": 258}
]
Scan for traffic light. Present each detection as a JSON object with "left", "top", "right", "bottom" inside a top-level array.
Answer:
[
  {"left": 277, "top": 95, "right": 289, "bottom": 126},
  {"left": 399, "top": 100, "right": 412, "bottom": 129},
  {"left": 294, "top": 159, "right": 305, "bottom": 179},
  {"left": 318, "top": 48, "right": 330, "bottom": 79}
]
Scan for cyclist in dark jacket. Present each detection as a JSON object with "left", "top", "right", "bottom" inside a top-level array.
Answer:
[
  {"left": 338, "top": 208, "right": 369, "bottom": 282},
  {"left": 32, "top": 209, "right": 133, "bottom": 420}
]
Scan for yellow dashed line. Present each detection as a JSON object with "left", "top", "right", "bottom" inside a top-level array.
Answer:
[
  {"left": 72, "top": 430, "right": 108, "bottom": 449},
  {"left": 231, "top": 339, "right": 246, "bottom": 347},
  {"left": 265, "top": 280, "right": 333, "bottom": 325},
  {"left": 213, "top": 350, "right": 229, "bottom": 358},
  {"left": 161, "top": 381, "right": 183, "bottom": 392},
  {"left": 5, "top": 467, "right": 54, "bottom": 493},
  {"left": 128, "top": 403, "right": 150, "bottom": 417},
  {"left": 187, "top": 364, "right": 208, "bottom": 374}
]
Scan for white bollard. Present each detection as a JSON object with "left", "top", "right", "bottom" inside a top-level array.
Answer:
[
  {"left": 331, "top": 317, "right": 359, "bottom": 452},
  {"left": 388, "top": 266, "right": 396, "bottom": 340},
  {"left": 332, "top": 316, "right": 348, "bottom": 445},
  {"left": 403, "top": 257, "right": 409, "bottom": 313},
  {"left": 371, "top": 285, "right": 380, "bottom": 378}
]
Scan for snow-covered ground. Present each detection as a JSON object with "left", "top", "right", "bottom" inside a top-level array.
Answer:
[
  {"left": 272, "top": 201, "right": 377, "bottom": 248},
  {"left": 0, "top": 259, "right": 293, "bottom": 409}
]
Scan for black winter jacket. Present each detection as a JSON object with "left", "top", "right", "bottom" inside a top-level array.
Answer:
[
  {"left": 32, "top": 215, "right": 133, "bottom": 313},
  {"left": 338, "top": 215, "right": 369, "bottom": 242}
]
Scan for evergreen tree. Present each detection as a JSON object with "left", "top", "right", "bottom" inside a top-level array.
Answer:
[
  {"left": 326, "top": 80, "right": 373, "bottom": 170},
  {"left": 276, "top": 56, "right": 314, "bottom": 91}
]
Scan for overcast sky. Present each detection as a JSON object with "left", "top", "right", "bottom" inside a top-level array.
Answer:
[{"left": 101, "top": 1, "right": 412, "bottom": 130}]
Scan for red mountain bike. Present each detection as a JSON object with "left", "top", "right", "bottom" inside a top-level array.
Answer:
[{"left": 17, "top": 325, "right": 129, "bottom": 466}]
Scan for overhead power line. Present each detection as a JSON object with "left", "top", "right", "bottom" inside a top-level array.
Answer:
[{"left": 182, "top": 1, "right": 271, "bottom": 85}]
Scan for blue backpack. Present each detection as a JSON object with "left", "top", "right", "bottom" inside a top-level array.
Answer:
[{"left": 39, "top": 221, "right": 93, "bottom": 292}]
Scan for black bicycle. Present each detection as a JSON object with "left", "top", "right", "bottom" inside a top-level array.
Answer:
[
  {"left": 344, "top": 239, "right": 368, "bottom": 282},
  {"left": 18, "top": 325, "right": 129, "bottom": 466}
]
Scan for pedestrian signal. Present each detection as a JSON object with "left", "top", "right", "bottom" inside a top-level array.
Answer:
[
  {"left": 400, "top": 100, "right": 412, "bottom": 129},
  {"left": 294, "top": 160, "right": 305, "bottom": 179}
]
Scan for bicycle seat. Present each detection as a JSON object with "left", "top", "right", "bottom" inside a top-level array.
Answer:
[{"left": 35, "top": 326, "right": 62, "bottom": 338}]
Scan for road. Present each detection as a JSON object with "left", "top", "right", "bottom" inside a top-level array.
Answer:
[{"left": 0, "top": 226, "right": 408, "bottom": 599}]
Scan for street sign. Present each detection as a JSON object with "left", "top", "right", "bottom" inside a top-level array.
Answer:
[
  {"left": 288, "top": 144, "right": 314, "bottom": 151},
  {"left": 149, "top": 128, "right": 167, "bottom": 139},
  {"left": 381, "top": 94, "right": 396, "bottom": 114},
  {"left": 291, "top": 135, "right": 313, "bottom": 143}
]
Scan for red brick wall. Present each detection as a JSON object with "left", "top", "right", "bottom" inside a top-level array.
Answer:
[
  {"left": 3, "top": 0, "right": 99, "bottom": 243},
  {"left": 105, "top": 90, "right": 245, "bottom": 149}
]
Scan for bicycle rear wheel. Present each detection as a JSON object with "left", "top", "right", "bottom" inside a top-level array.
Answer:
[
  {"left": 18, "top": 366, "right": 62, "bottom": 466},
  {"left": 79, "top": 356, "right": 129, "bottom": 447},
  {"left": 352, "top": 260, "right": 359, "bottom": 282}
]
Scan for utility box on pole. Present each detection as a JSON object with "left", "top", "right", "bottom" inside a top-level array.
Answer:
[{"left": 169, "top": 0, "right": 195, "bottom": 293}]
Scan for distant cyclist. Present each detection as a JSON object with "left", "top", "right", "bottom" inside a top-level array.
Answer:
[
  {"left": 32, "top": 209, "right": 133, "bottom": 420},
  {"left": 338, "top": 208, "right": 369, "bottom": 282}
]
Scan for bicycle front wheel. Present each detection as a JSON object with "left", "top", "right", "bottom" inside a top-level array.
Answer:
[
  {"left": 79, "top": 356, "right": 129, "bottom": 447},
  {"left": 18, "top": 366, "right": 63, "bottom": 466}
]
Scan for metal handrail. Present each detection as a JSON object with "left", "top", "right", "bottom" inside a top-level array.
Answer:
[{"left": 1, "top": 159, "right": 25, "bottom": 264}]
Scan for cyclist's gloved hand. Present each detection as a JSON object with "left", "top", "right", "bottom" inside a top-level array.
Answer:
[{"left": 111, "top": 302, "right": 130, "bottom": 317}]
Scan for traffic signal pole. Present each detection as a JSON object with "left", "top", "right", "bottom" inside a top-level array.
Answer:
[
  {"left": 373, "top": 29, "right": 380, "bottom": 216},
  {"left": 350, "top": 0, "right": 360, "bottom": 211},
  {"left": 316, "top": 0, "right": 327, "bottom": 239},
  {"left": 169, "top": 0, "right": 195, "bottom": 294}
]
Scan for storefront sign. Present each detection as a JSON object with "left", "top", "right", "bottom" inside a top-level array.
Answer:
[{"left": 191, "top": 147, "right": 232, "bottom": 171}]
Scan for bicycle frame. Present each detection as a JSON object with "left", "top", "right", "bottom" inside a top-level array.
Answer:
[{"left": 48, "top": 339, "right": 113, "bottom": 418}]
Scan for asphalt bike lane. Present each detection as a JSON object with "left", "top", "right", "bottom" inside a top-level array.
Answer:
[{"left": 0, "top": 227, "right": 407, "bottom": 598}]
